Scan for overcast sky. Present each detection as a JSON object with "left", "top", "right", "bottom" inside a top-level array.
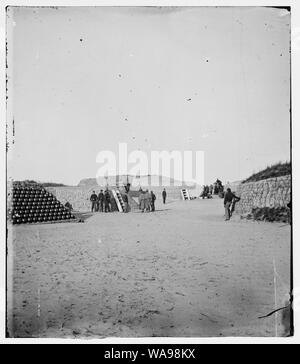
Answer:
[{"left": 7, "top": 6, "right": 290, "bottom": 185}]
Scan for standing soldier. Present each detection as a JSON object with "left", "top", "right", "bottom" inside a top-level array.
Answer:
[
  {"left": 144, "top": 190, "right": 151, "bottom": 212},
  {"left": 162, "top": 188, "right": 167, "bottom": 204},
  {"left": 123, "top": 193, "right": 129, "bottom": 213},
  {"left": 213, "top": 182, "right": 218, "bottom": 195},
  {"left": 224, "top": 188, "right": 240, "bottom": 221},
  {"left": 95, "top": 195, "right": 99, "bottom": 212},
  {"left": 125, "top": 182, "right": 131, "bottom": 193},
  {"left": 90, "top": 191, "right": 98, "bottom": 212},
  {"left": 150, "top": 191, "right": 156, "bottom": 211},
  {"left": 139, "top": 189, "right": 144, "bottom": 211},
  {"left": 104, "top": 189, "right": 111, "bottom": 213},
  {"left": 147, "top": 190, "right": 152, "bottom": 212},
  {"left": 123, "top": 193, "right": 129, "bottom": 212},
  {"left": 98, "top": 189, "right": 104, "bottom": 212}
]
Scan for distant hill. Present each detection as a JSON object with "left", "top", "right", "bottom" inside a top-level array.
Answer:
[
  {"left": 78, "top": 178, "right": 97, "bottom": 187},
  {"left": 78, "top": 175, "right": 197, "bottom": 188},
  {"left": 242, "top": 162, "right": 291, "bottom": 184}
]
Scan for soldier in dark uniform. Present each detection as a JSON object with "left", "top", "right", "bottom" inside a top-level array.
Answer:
[
  {"left": 125, "top": 182, "right": 131, "bottom": 193},
  {"left": 90, "top": 191, "right": 98, "bottom": 212},
  {"left": 162, "top": 188, "right": 167, "bottom": 204},
  {"left": 150, "top": 191, "right": 156, "bottom": 211},
  {"left": 104, "top": 189, "right": 111, "bottom": 213},
  {"left": 224, "top": 188, "right": 240, "bottom": 221},
  {"left": 98, "top": 189, "right": 104, "bottom": 212},
  {"left": 123, "top": 193, "right": 129, "bottom": 213}
]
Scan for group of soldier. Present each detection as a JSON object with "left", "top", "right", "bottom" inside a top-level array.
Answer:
[
  {"left": 200, "top": 179, "right": 224, "bottom": 199},
  {"left": 87, "top": 179, "right": 290, "bottom": 223},
  {"left": 200, "top": 185, "right": 213, "bottom": 199},
  {"left": 89, "top": 187, "right": 168, "bottom": 213},
  {"left": 138, "top": 188, "right": 167, "bottom": 212},
  {"left": 137, "top": 189, "right": 154, "bottom": 212},
  {"left": 90, "top": 189, "right": 112, "bottom": 213},
  {"left": 89, "top": 181, "right": 241, "bottom": 221},
  {"left": 213, "top": 179, "right": 224, "bottom": 195}
]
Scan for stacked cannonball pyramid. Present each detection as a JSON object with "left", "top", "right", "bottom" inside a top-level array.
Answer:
[{"left": 11, "top": 182, "right": 76, "bottom": 225}]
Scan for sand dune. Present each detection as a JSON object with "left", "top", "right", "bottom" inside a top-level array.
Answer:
[{"left": 7, "top": 198, "right": 291, "bottom": 338}]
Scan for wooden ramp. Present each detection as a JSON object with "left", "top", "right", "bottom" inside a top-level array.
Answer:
[
  {"left": 112, "top": 189, "right": 125, "bottom": 212},
  {"left": 181, "top": 189, "right": 191, "bottom": 201}
]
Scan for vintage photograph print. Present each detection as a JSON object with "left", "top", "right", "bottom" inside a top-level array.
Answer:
[{"left": 6, "top": 6, "right": 292, "bottom": 338}]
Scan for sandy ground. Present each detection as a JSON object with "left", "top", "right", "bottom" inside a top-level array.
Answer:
[{"left": 7, "top": 198, "right": 291, "bottom": 338}]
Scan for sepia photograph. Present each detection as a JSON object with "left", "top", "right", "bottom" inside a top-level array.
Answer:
[{"left": 5, "top": 4, "right": 293, "bottom": 340}]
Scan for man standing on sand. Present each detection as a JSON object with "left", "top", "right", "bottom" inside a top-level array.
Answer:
[
  {"left": 150, "top": 191, "right": 156, "bottom": 211},
  {"left": 98, "top": 189, "right": 104, "bottom": 212},
  {"left": 125, "top": 182, "right": 131, "bottom": 193},
  {"left": 90, "top": 191, "right": 98, "bottom": 212},
  {"left": 144, "top": 190, "right": 151, "bottom": 212},
  {"left": 162, "top": 188, "right": 167, "bottom": 204},
  {"left": 104, "top": 189, "right": 111, "bottom": 213},
  {"left": 224, "top": 188, "right": 240, "bottom": 221},
  {"left": 123, "top": 193, "right": 129, "bottom": 213}
]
